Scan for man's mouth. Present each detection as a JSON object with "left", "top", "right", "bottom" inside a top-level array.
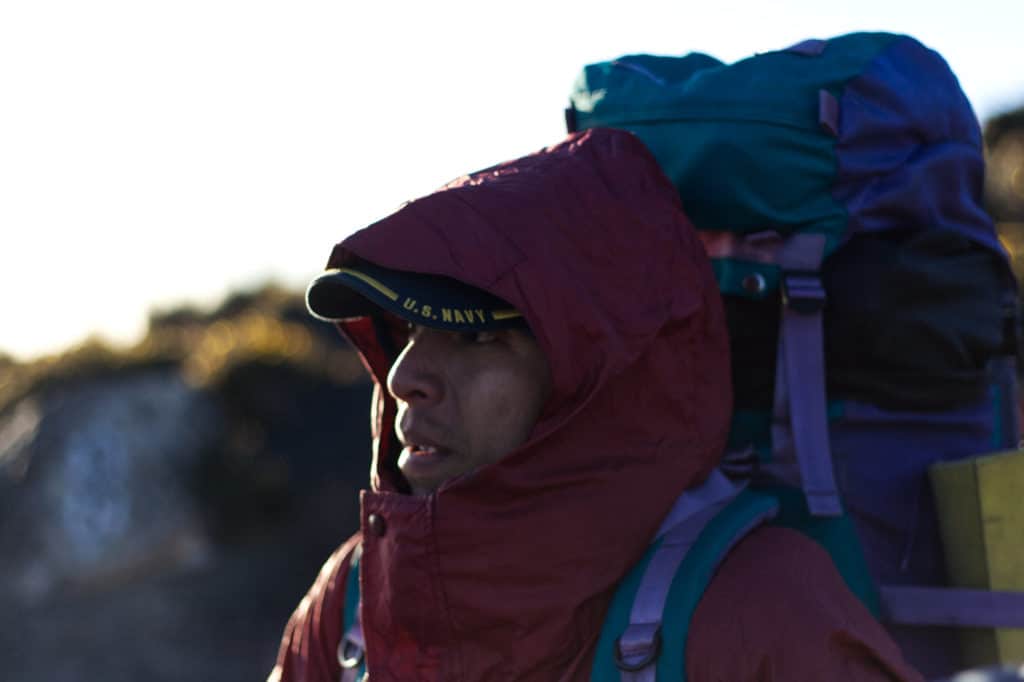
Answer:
[
  {"left": 398, "top": 442, "right": 455, "bottom": 494},
  {"left": 406, "top": 443, "right": 450, "bottom": 459}
]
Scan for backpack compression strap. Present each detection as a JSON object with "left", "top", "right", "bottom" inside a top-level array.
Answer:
[
  {"left": 771, "top": 233, "right": 842, "bottom": 517},
  {"left": 878, "top": 586, "right": 1024, "bottom": 628},
  {"left": 698, "top": 229, "right": 841, "bottom": 518}
]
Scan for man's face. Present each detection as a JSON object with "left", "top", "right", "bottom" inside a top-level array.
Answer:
[{"left": 386, "top": 324, "right": 552, "bottom": 496}]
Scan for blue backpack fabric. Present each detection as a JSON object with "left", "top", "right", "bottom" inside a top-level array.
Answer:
[{"left": 568, "top": 32, "right": 1024, "bottom": 680}]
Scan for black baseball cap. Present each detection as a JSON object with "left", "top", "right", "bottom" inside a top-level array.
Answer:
[{"left": 305, "top": 260, "right": 525, "bottom": 331}]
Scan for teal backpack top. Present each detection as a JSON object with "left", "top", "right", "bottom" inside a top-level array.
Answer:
[{"left": 567, "top": 32, "right": 1006, "bottom": 258}]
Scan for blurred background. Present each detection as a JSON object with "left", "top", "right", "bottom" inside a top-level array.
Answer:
[{"left": 2, "top": 1, "right": 1023, "bottom": 680}]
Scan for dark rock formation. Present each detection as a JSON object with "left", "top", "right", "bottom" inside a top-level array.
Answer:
[{"left": 0, "top": 369, "right": 219, "bottom": 605}]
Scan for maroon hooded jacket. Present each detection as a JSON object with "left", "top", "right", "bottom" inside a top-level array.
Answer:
[{"left": 270, "top": 129, "right": 923, "bottom": 681}]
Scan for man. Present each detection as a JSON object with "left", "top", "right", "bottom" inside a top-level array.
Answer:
[{"left": 270, "top": 128, "right": 922, "bottom": 681}]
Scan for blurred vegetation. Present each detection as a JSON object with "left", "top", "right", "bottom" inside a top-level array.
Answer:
[
  {"left": 987, "top": 104, "right": 1024, "bottom": 281},
  {"left": 0, "top": 283, "right": 364, "bottom": 419},
  {"left": 2, "top": 103, "right": 1023, "bottom": 413}
]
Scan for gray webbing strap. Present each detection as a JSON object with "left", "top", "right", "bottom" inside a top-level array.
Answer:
[
  {"left": 879, "top": 585, "right": 1024, "bottom": 628},
  {"left": 616, "top": 470, "right": 744, "bottom": 681},
  {"left": 771, "top": 234, "right": 842, "bottom": 517}
]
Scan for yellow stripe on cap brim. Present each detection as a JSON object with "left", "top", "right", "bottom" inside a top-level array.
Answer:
[
  {"left": 338, "top": 267, "right": 400, "bottom": 302},
  {"left": 492, "top": 309, "right": 523, "bottom": 320}
]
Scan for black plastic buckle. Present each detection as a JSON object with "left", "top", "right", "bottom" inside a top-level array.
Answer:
[
  {"left": 565, "top": 105, "right": 578, "bottom": 133},
  {"left": 781, "top": 271, "right": 825, "bottom": 314},
  {"left": 614, "top": 626, "right": 662, "bottom": 672}
]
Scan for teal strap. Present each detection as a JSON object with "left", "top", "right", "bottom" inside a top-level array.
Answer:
[
  {"left": 592, "top": 489, "right": 779, "bottom": 681},
  {"left": 616, "top": 471, "right": 744, "bottom": 680},
  {"left": 990, "top": 354, "right": 1020, "bottom": 449},
  {"left": 764, "top": 485, "right": 881, "bottom": 617},
  {"left": 339, "top": 545, "right": 365, "bottom": 682},
  {"left": 592, "top": 538, "right": 661, "bottom": 682},
  {"left": 341, "top": 546, "right": 360, "bottom": 635}
]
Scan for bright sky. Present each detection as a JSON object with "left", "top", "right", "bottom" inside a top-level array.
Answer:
[{"left": 2, "top": 0, "right": 1023, "bottom": 361}]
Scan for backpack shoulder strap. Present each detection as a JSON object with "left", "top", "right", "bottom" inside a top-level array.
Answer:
[
  {"left": 764, "top": 484, "right": 882, "bottom": 616},
  {"left": 591, "top": 479, "right": 779, "bottom": 682},
  {"left": 338, "top": 543, "right": 366, "bottom": 682}
]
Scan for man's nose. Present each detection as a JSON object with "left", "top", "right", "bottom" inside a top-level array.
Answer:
[{"left": 386, "top": 336, "right": 443, "bottom": 405}]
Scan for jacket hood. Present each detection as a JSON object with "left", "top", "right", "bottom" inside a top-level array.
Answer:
[{"left": 324, "top": 128, "right": 731, "bottom": 680}]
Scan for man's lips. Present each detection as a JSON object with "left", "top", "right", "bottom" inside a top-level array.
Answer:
[
  {"left": 397, "top": 422, "right": 458, "bottom": 488},
  {"left": 398, "top": 423, "right": 451, "bottom": 458},
  {"left": 398, "top": 442, "right": 455, "bottom": 488},
  {"left": 406, "top": 444, "right": 451, "bottom": 458},
  {"left": 398, "top": 429, "right": 455, "bottom": 460}
]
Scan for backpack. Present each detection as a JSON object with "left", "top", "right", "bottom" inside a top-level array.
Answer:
[{"left": 567, "top": 32, "right": 1024, "bottom": 680}]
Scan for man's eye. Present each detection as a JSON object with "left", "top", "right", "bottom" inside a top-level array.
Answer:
[{"left": 456, "top": 330, "right": 497, "bottom": 344}]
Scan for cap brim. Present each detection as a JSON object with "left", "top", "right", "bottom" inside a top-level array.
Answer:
[{"left": 305, "top": 262, "right": 524, "bottom": 331}]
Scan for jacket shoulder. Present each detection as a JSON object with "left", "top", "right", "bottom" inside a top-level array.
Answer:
[
  {"left": 268, "top": 533, "right": 361, "bottom": 682},
  {"left": 686, "top": 525, "right": 922, "bottom": 681}
]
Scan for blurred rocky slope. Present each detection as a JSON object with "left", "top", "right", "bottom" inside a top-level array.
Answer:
[{"left": 0, "top": 284, "right": 371, "bottom": 681}]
